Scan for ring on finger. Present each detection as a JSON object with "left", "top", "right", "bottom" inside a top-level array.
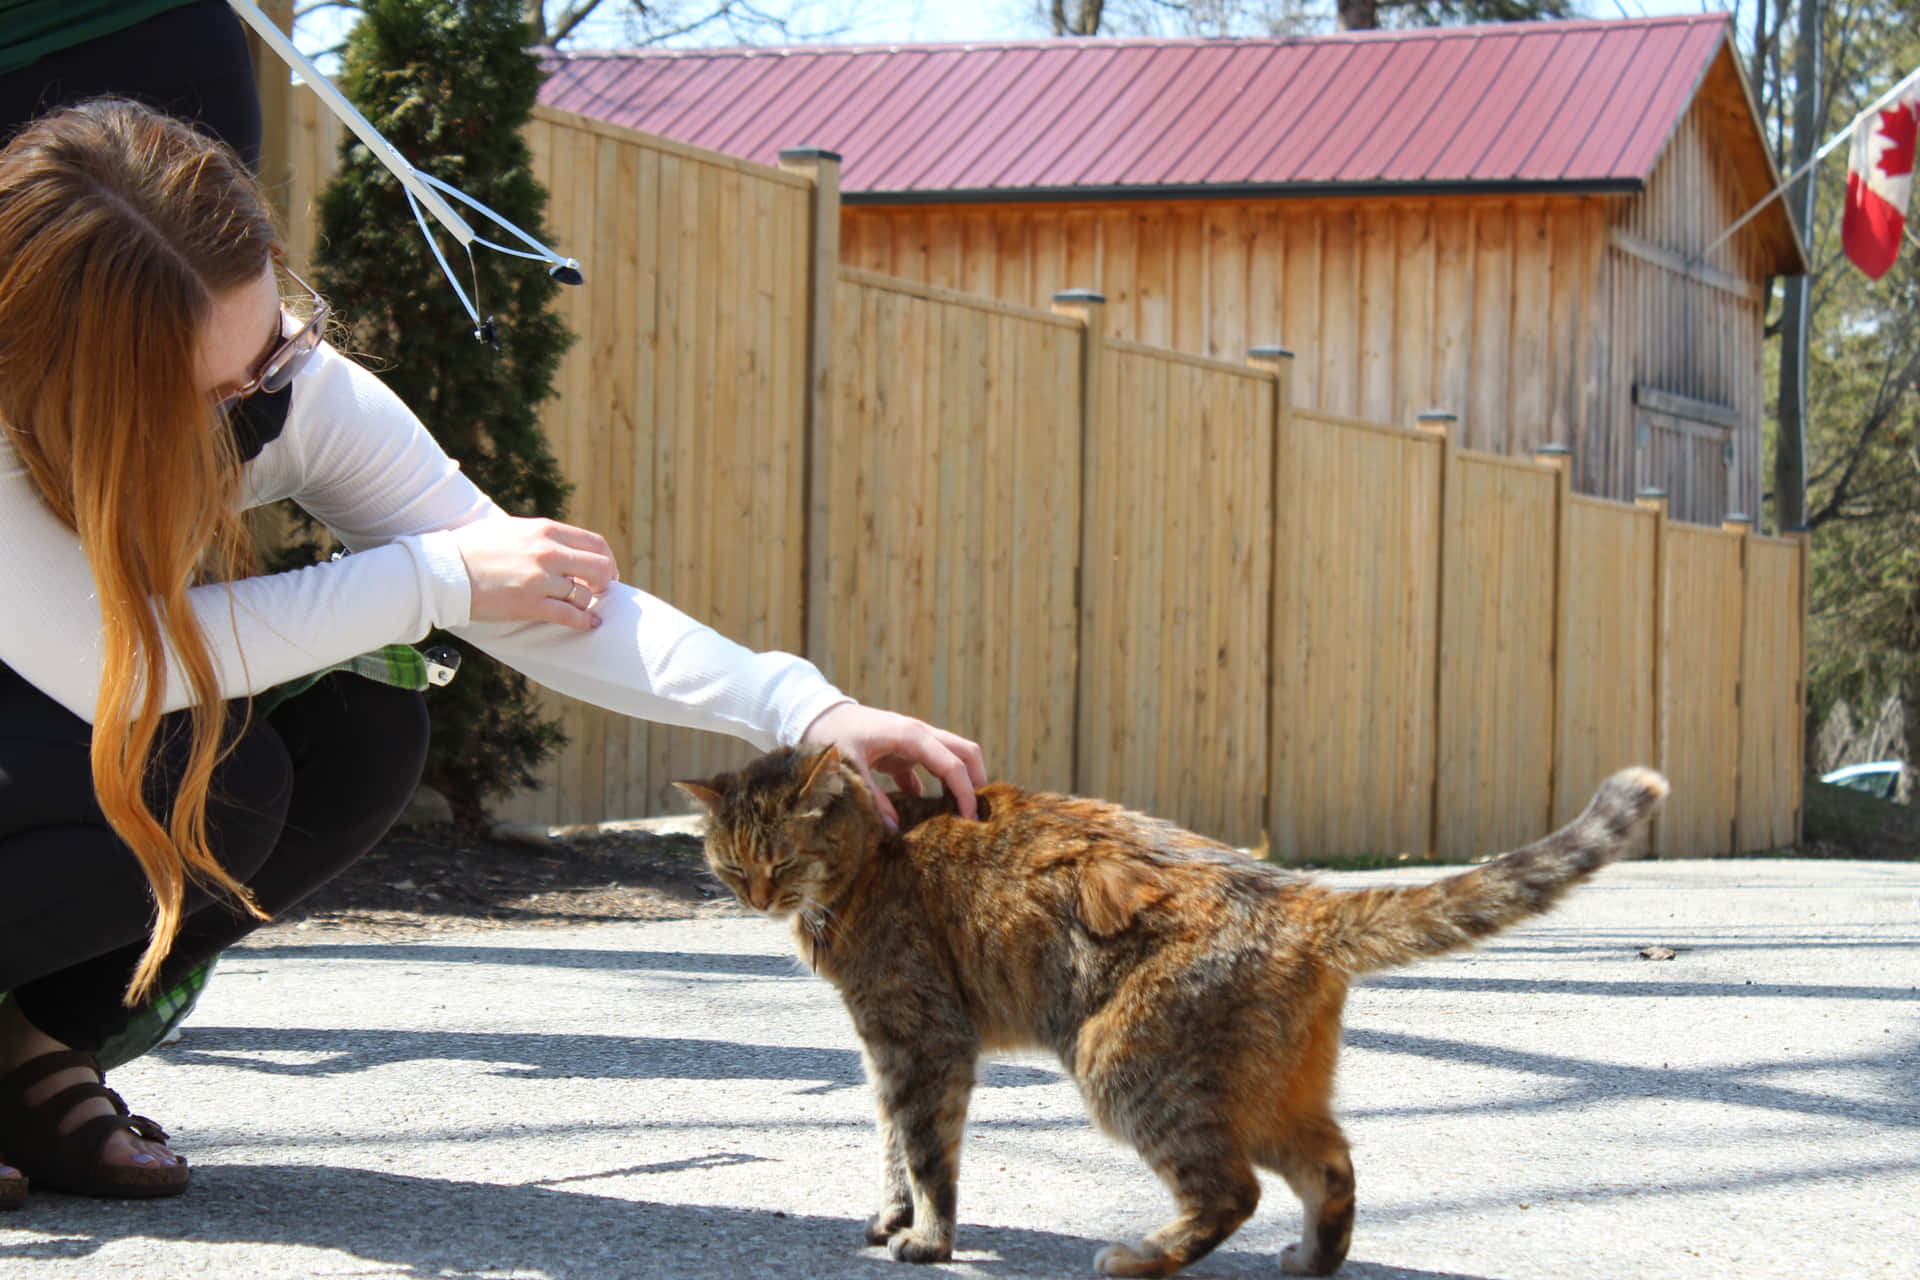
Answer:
[{"left": 564, "top": 581, "right": 585, "bottom": 607}]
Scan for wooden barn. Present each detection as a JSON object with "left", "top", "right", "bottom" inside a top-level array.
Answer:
[{"left": 539, "top": 14, "right": 1806, "bottom": 526}]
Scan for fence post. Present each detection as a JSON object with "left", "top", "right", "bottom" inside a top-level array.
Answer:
[
  {"left": 1249, "top": 345, "right": 1294, "bottom": 859},
  {"left": 1051, "top": 289, "right": 1107, "bottom": 418},
  {"left": 1534, "top": 443, "right": 1574, "bottom": 832},
  {"left": 1723, "top": 512, "right": 1755, "bottom": 852},
  {"left": 245, "top": 0, "right": 296, "bottom": 222},
  {"left": 1416, "top": 410, "right": 1456, "bottom": 859},
  {"left": 1636, "top": 487, "right": 1671, "bottom": 855},
  {"left": 1792, "top": 525, "right": 1810, "bottom": 846},
  {"left": 778, "top": 148, "right": 843, "bottom": 671},
  {"left": 1051, "top": 290, "right": 1106, "bottom": 796}
]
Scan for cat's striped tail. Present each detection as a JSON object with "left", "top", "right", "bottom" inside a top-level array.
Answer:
[{"left": 1314, "top": 768, "right": 1669, "bottom": 976}]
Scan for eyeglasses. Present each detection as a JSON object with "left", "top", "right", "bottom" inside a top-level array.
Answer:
[{"left": 217, "top": 267, "right": 330, "bottom": 414}]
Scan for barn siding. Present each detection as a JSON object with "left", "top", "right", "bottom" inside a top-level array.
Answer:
[
  {"left": 847, "top": 196, "right": 1609, "bottom": 454},
  {"left": 841, "top": 85, "right": 1780, "bottom": 527},
  {"left": 1597, "top": 88, "right": 1775, "bottom": 524}
]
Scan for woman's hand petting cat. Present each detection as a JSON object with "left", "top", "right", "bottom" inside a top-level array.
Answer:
[
  {"left": 451, "top": 514, "right": 619, "bottom": 632},
  {"left": 800, "top": 703, "right": 987, "bottom": 826}
]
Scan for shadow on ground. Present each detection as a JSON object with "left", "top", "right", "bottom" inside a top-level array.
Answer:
[
  {"left": 0, "top": 1164, "right": 1495, "bottom": 1280},
  {"left": 161, "top": 1024, "right": 1063, "bottom": 1091}
]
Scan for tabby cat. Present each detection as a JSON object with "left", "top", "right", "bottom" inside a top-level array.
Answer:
[{"left": 676, "top": 749, "right": 1666, "bottom": 1277}]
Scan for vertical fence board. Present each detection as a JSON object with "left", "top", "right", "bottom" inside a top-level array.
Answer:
[
  {"left": 826, "top": 274, "right": 1082, "bottom": 793},
  {"left": 629, "top": 144, "right": 668, "bottom": 817},
  {"left": 1435, "top": 452, "right": 1560, "bottom": 857},
  {"left": 1269, "top": 412, "right": 1442, "bottom": 859},
  {"left": 1553, "top": 497, "right": 1659, "bottom": 836},
  {"left": 1737, "top": 536, "right": 1804, "bottom": 851},
  {"left": 495, "top": 123, "right": 811, "bottom": 823},
  {"left": 1658, "top": 525, "right": 1743, "bottom": 854},
  {"left": 554, "top": 119, "right": 602, "bottom": 824},
  {"left": 1067, "top": 343, "right": 1274, "bottom": 840},
  {"left": 1073, "top": 343, "right": 1273, "bottom": 843}
]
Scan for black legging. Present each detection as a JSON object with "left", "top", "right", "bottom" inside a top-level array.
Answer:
[
  {"left": 0, "top": 0, "right": 262, "bottom": 170},
  {"left": 0, "top": 667, "right": 428, "bottom": 1050}
]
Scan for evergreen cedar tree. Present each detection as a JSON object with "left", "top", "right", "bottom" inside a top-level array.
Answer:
[{"left": 313, "top": 0, "right": 574, "bottom": 818}]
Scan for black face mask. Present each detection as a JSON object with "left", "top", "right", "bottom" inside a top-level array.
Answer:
[{"left": 228, "top": 382, "right": 292, "bottom": 463}]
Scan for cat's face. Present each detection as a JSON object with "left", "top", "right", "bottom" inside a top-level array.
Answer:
[{"left": 675, "top": 746, "right": 879, "bottom": 918}]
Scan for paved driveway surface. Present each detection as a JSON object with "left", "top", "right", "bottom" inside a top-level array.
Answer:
[{"left": 2, "top": 859, "right": 1915, "bottom": 1280}]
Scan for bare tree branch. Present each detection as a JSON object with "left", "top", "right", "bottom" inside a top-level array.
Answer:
[
  {"left": 544, "top": 0, "right": 613, "bottom": 44},
  {"left": 1806, "top": 340, "right": 1920, "bottom": 528}
]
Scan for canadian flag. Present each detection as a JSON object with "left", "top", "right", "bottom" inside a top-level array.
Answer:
[{"left": 1842, "top": 81, "right": 1919, "bottom": 279}]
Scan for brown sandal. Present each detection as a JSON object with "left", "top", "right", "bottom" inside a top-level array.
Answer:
[
  {"left": 0, "top": 1159, "right": 23, "bottom": 1209},
  {"left": 0, "top": 1051, "right": 189, "bottom": 1199}
]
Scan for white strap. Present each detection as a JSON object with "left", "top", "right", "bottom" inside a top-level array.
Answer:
[{"left": 225, "top": 0, "right": 583, "bottom": 333}]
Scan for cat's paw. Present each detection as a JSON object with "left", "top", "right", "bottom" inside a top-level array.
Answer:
[
  {"left": 885, "top": 1229, "right": 953, "bottom": 1264},
  {"left": 865, "top": 1205, "right": 913, "bottom": 1245},
  {"left": 1279, "top": 1241, "right": 1339, "bottom": 1276},
  {"left": 1094, "top": 1242, "right": 1178, "bottom": 1278}
]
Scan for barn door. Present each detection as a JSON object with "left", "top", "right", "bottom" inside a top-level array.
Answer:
[{"left": 1633, "top": 384, "right": 1736, "bottom": 525}]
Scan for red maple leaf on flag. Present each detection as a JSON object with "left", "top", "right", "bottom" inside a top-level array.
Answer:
[{"left": 1876, "top": 102, "right": 1916, "bottom": 179}]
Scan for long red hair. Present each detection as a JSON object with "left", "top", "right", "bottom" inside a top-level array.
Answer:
[{"left": 0, "top": 101, "right": 275, "bottom": 1005}]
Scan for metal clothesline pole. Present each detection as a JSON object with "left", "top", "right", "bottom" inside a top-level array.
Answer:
[{"left": 1699, "top": 64, "right": 1920, "bottom": 264}]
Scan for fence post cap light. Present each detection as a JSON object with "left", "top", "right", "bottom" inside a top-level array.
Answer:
[
  {"left": 778, "top": 147, "right": 844, "bottom": 164},
  {"left": 1249, "top": 345, "right": 1294, "bottom": 360}
]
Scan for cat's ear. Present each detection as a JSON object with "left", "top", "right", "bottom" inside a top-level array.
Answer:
[
  {"left": 793, "top": 745, "right": 848, "bottom": 819},
  {"left": 1078, "top": 858, "right": 1169, "bottom": 937},
  {"left": 672, "top": 778, "right": 724, "bottom": 814}
]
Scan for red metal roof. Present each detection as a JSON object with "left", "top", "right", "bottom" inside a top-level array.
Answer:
[{"left": 538, "top": 16, "right": 1736, "bottom": 198}]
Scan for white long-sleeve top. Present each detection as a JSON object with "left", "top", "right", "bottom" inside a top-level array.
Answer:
[{"left": 0, "top": 340, "right": 850, "bottom": 750}]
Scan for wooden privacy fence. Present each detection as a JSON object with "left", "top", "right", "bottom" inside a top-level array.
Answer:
[
  {"left": 278, "top": 99, "right": 1804, "bottom": 856},
  {"left": 518, "top": 112, "right": 815, "bottom": 820},
  {"left": 817, "top": 274, "right": 1084, "bottom": 795}
]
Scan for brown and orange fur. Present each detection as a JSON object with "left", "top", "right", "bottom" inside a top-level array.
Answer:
[{"left": 677, "top": 749, "right": 1667, "bottom": 1277}]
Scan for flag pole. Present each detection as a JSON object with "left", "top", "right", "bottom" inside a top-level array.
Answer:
[{"left": 1699, "top": 64, "right": 1920, "bottom": 262}]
